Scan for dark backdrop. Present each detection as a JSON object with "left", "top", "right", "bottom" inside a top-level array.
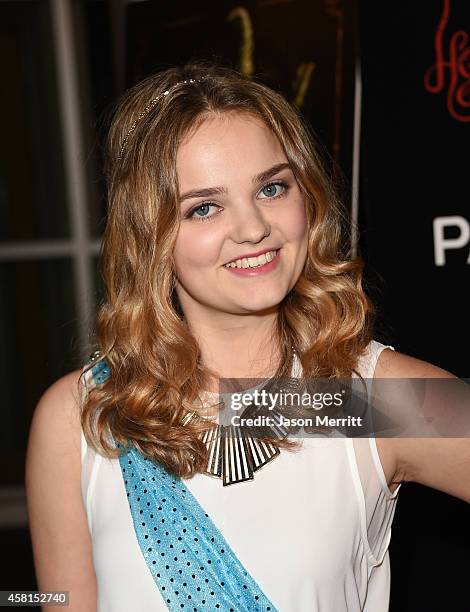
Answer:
[{"left": 358, "top": 1, "right": 470, "bottom": 610}]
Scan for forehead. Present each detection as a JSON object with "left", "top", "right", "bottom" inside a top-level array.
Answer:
[{"left": 176, "top": 112, "right": 287, "bottom": 189}]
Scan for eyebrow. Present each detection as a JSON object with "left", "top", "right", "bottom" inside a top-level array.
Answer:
[{"left": 179, "top": 162, "right": 292, "bottom": 203}]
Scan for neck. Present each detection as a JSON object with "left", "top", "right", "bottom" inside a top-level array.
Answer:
[{"left": 183, "top": 308, "right": 282, "bottom": 391}]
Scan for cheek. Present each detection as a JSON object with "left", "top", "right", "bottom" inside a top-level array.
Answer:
[
  {"left": 173, "top": 225, "right": 224, "bottom": 275},
  {"left": 279, "top": 197, "right": 308, "bottom": 241}
]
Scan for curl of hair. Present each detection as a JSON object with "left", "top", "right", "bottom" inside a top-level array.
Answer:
[{"left": 80, "top": 60, "right": 375, "bottom": 478}]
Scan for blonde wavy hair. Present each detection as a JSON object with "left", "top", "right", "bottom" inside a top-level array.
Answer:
[{"left": 80, "top": 60, "right": 375, "bottom": 478}]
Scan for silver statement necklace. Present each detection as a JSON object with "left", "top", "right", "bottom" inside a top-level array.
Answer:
[
  {"left": 183, "top": 349, "right": 301, "bottom": 486},
  {"left": 89, "top": 348, "right": 301, "bottom": 487}
]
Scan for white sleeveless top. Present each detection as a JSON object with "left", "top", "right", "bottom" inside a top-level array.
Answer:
[{"left": 80, "top": 340, "right": 402, "bottom": 611}]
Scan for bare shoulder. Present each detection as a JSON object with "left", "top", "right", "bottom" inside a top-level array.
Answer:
[
  {"left": 26, "top": 368, "right": 86, "bottom": 496},
  {"left": 26, "top": 368, "right": 97, "bottom": 609},
  {"left": 29, "top": 369, "right": 85, "bottom": 448},
  {"left": 374, "top": 347, "right": 455, "bottom": 379},
  {"left": 372, "top": 348, "right": 468, "bottom": 500}
]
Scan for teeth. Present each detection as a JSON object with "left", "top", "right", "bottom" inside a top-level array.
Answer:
[{"left": 225, "top": 250, "right": 278, "bottom": 269}]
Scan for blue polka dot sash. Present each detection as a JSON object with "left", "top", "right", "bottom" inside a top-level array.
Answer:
[
  {"left": 118, "top": 444, "right": 277, "bottom": 611},
  {"left": 87, "top": 354, "right": 277, "bottom": 610}
]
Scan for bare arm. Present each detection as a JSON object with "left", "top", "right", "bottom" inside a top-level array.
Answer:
[
  {"left": 375, "top": 349, "right": 470, "bottom": 504},
  {"left": 25, "top": 370, "right": 97, "bottom": 611}
]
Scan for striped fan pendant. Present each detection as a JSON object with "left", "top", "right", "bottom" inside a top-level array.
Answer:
[
  {"left": 182, "top": 349, "right": 300, "bottom": 486},
  {"left": 182, "top": 409, "right": 290, "bottom": 486}
]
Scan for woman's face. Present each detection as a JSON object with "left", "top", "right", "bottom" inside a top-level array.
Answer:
[{"left": 173, "top": 112, "right": 309, "bottom": 319}]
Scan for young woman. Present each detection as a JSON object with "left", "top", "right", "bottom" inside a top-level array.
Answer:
[{"left": 26, "top": 62, "right": 470, "bottom": 612}]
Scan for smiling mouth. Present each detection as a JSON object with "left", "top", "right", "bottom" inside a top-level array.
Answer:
[{"left": 223, "top": 249, "right": 280, "bottom": 269}]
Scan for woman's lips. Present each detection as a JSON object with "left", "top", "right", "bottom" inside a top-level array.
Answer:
[
  {"left": 223, "top": 247, "right": 279, "bottom": 266},
  {"left": 223, "top": 249, "right": 281, "bottom": 276}
]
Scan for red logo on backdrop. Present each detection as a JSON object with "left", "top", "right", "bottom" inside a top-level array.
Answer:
[{"left": 424, "top": 0, "right": 470, "bottom": 122}]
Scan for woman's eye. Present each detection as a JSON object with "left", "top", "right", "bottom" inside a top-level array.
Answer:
[
  {"left": 187, "top": 203, "right": 219, "bottom": 221},
  {"left": 185, "top": 180, "right": 288, "bottom": 222},
  {"left": 259, "top": 181, "right": 287, "bottom": 199}
]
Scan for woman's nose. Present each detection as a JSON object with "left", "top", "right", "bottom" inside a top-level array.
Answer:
[{"left": 229, "top": 201, "right": 271, "bottom": 244}]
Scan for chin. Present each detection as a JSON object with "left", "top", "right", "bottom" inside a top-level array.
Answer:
[{"left": 234, "top": 289, "right": 287, "bottom": 314}]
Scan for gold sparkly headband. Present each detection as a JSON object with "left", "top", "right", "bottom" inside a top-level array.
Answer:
[{"left": 117, "top": 76, "right": 208, "bottom": 160}]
